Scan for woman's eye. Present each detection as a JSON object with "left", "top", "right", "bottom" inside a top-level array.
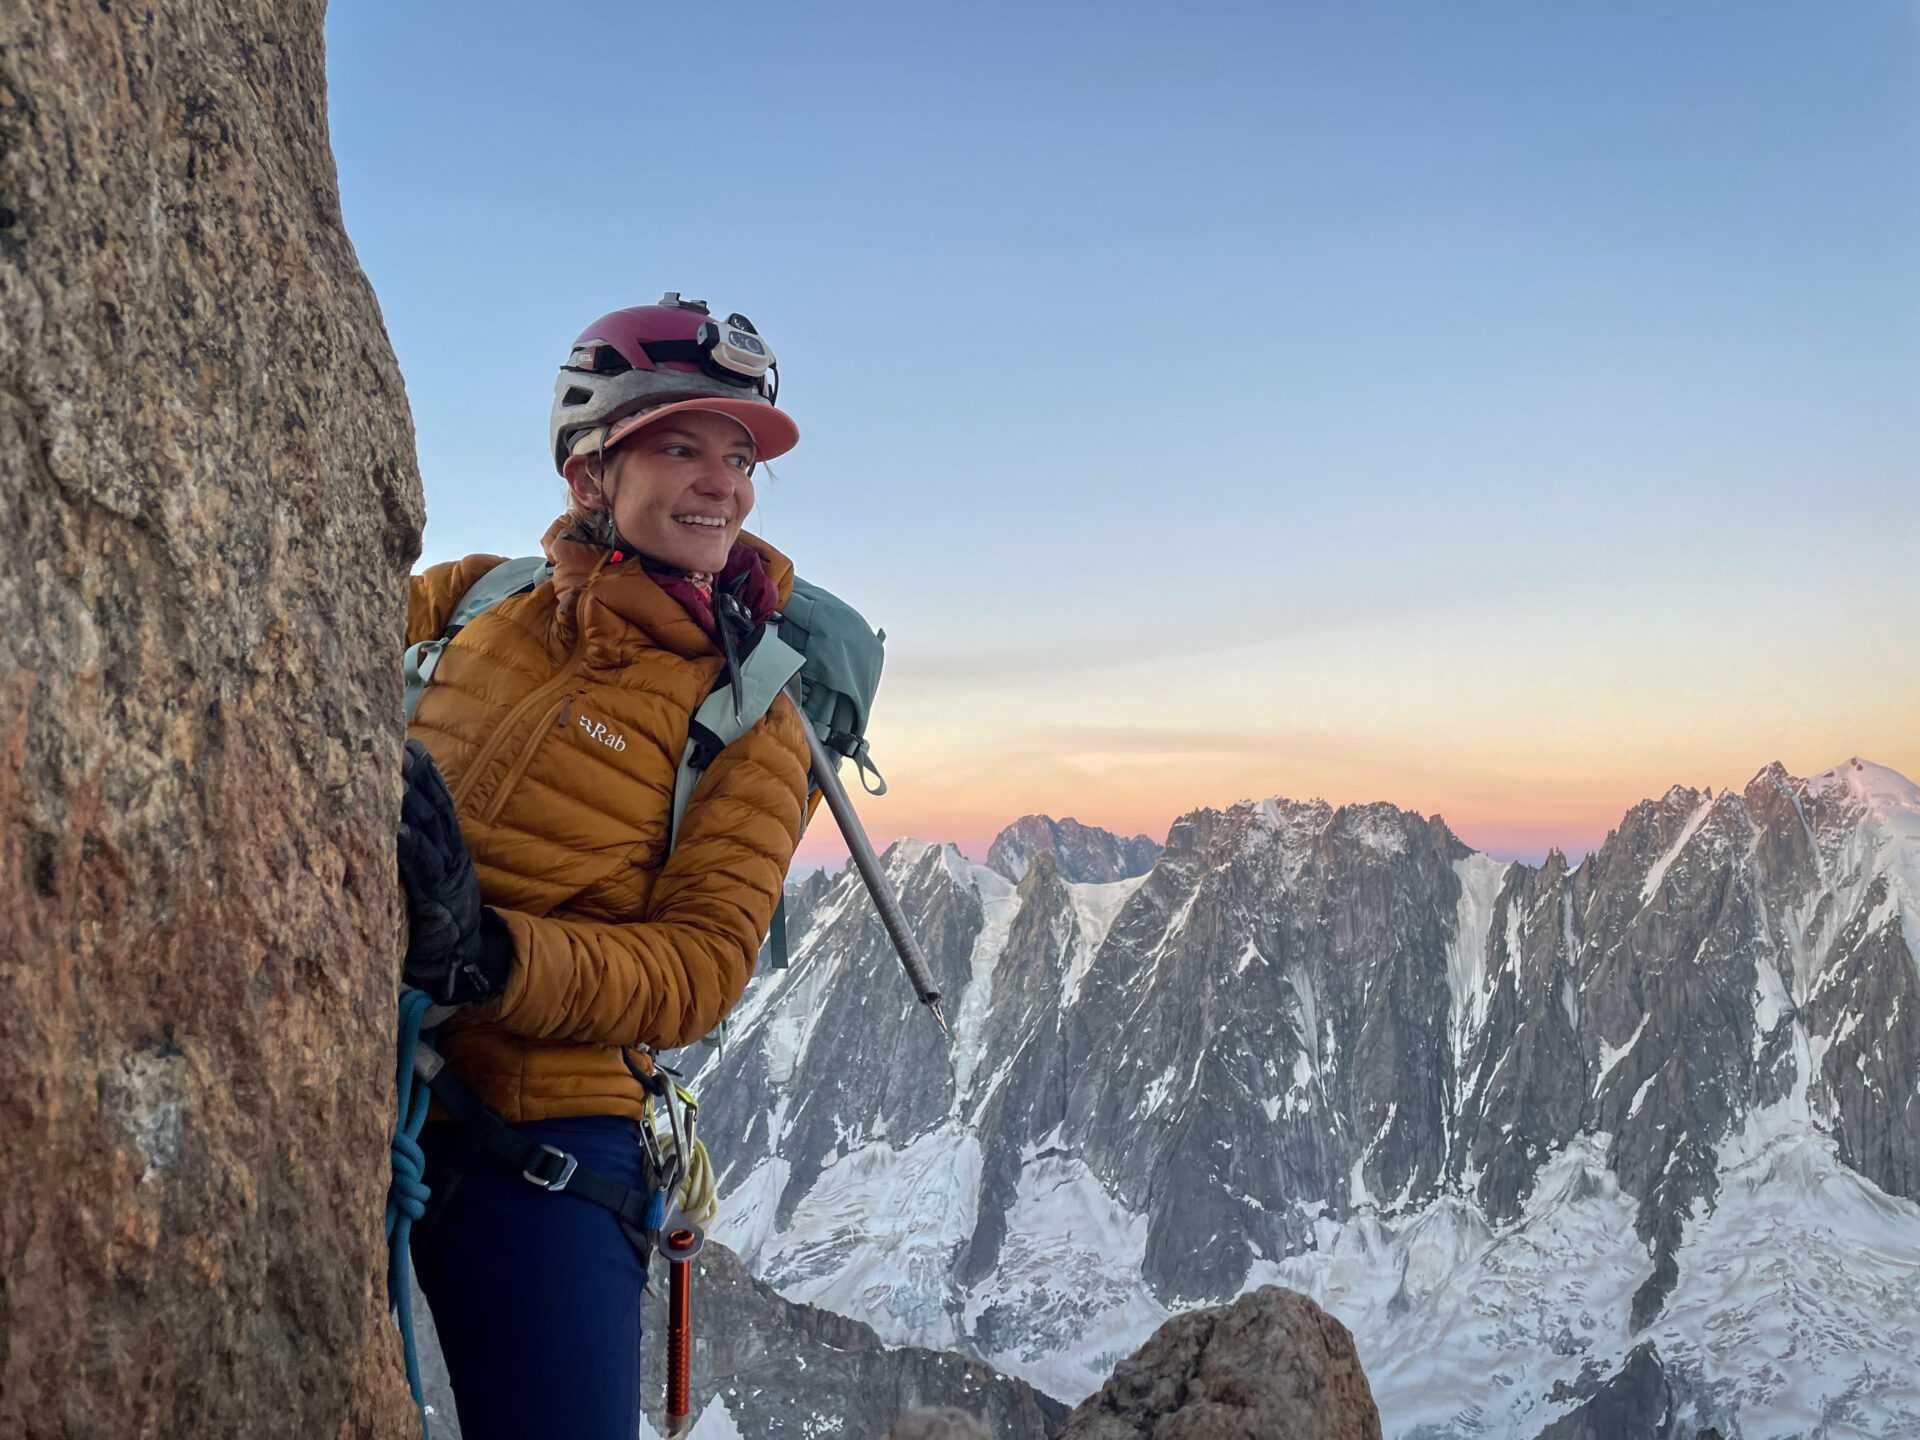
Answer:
[
  {"left": 664, "top": 444, "right": 693, "bottom": 458},
  {"left": 726, "top": 455, "right": 751, "bottom": 471}
]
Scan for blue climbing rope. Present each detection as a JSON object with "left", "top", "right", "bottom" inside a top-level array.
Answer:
[{"left": 386, "top": 985, "right": 435, "bottom": 1438}]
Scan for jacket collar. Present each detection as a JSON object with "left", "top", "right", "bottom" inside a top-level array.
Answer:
[{"left": 542, "top": 519, "right": 795, "bottom": 661}]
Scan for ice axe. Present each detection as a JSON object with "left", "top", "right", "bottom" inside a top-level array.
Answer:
[{"left": 790, "top": 684, "right": 948, "bottom": 1037}]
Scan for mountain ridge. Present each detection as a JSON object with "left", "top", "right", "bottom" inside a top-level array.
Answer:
[{"left": 688, "top": 758, "right": 1920, "bottom": 1439}]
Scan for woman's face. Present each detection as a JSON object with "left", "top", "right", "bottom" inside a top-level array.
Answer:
[{"left": 565, "top": 409, "right": 757, "bottom": 573}]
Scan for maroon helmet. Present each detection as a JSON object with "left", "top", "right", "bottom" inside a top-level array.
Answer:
[{"left": 549, "top": 293, "right": 799, "bottom": 472}]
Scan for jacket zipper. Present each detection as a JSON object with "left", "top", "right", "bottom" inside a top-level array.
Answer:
[
  {"left": 451, "top": 602, "right": 593, "bottom": 817},
  {"left": 476, "top": 688, "right": 586, "bottom": 825}
]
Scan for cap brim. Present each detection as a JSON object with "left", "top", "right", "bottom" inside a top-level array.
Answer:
[{"left": 601, "top": 397, "right": 799, "bottom": 461}]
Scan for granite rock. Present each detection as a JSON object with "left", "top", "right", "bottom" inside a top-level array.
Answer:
[
  {"left": 986, "top": 815, "right": 1162, "bottom": 886},
  {"left": 0, "top": 0, "right": 423, "bottom": 1434},
  {"left": 1054, "top": 1286, "right": 1381, "bottom": 1440}
]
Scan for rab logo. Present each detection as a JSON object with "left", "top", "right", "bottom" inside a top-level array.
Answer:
[{"left": 576, "top": 713, "right": 627, "bottom": 752}]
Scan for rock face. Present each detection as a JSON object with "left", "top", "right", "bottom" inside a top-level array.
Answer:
[
  {"left": 888, "top": 1408, "right": 998, "bottom": 1440},
  {"left": 688, "top": 764, "right": 1920, "bottom": 1436},
  {"left": 0, "top": 3, "right": 423, "bottom": 1436},
  {"left": 1055, "top": 1286, "right": 1381, "bottom": 1440},
  {"left": 639, "top": 1241, "right": 1066, "bottom": 1440},
  {"left": 986, "top": 815, "right": 1163, "bottom": 885},
  {"left": 1538, "top": 1344, "right": 1673, "bottom": 1440},
  {"left": 416, "top": 1241, "right": 1066, "bottom": 1440}
]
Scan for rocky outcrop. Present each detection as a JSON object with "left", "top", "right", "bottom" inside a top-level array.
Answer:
[
  {"left": 1055, "top": 1286, "right": 1381, "bottom": 1440},
  {"left": 0, "top": 2, "right": 423, "bottom": 1436},
  {"left": 986, "top": 815, "right": 1162, "bottom": 885}
]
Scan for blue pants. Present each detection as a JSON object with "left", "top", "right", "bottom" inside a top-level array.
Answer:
[{"left": 413, "top": 1116, "right": 651, "bottom": 1440}]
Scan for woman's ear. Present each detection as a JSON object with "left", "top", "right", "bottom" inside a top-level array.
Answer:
[{"left": 562, "top": 454, "right": 606, "bottom": 510}]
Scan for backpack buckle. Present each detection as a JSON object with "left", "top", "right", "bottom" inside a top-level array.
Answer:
[{"left": 522, "top": 1144, "right": 579, "bottom": 1192}]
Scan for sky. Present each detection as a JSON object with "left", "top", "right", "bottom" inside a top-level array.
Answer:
[{"left": 326, "top": 1, "right": 1920, "bottom": 868}]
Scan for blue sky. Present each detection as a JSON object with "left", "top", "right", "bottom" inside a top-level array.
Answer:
[{"left": 328, "top": 1, "right": 1920, "bottom": 862}]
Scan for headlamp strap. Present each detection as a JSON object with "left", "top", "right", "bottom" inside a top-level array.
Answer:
[{"left": 638, "top": 339, "right": 707, "bottom": 367}]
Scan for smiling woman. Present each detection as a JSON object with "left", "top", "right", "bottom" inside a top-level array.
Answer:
[
  {"left": 564, "top": 413, "right": 760, "bottom": 575},
  {"left": 392, "top": 295, "right": 812, "bottom": 1440}
]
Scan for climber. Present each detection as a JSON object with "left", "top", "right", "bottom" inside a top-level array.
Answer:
[{"left": 394, "top": 296, "right": 811, "bottom": 1440}]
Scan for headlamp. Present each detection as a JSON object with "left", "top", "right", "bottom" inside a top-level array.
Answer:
[{"left": 696, "top": 314, "right": 775, "bottom": 383}]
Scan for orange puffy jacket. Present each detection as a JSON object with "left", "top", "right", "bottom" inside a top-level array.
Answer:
[{"left": 405, "top": 524, "right": 810, "bottom": 1123}]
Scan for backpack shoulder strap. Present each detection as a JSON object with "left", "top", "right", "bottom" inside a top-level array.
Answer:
[
  {"left": 402, "top": 555, "right": 552, "bottom": 721},
  {"left": 667, "top": 623, "right": 806, "bottom": 854}
]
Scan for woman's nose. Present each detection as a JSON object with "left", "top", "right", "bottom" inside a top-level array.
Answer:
[{"left": 690, "top": 459, "right": 739, "bottom": 496}]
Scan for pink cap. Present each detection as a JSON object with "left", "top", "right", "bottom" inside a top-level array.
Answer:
[{"left": 590, "top": 396, "right": 800, "bottom": 462}]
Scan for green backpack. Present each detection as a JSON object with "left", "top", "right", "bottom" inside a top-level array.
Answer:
[{"left": 402, "top": 558, "right": 886, "bottom": 969}]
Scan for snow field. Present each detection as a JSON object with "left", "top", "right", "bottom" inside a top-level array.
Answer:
[{"left": 720, "top": 1123, "right": 984, "bottom": 1353}]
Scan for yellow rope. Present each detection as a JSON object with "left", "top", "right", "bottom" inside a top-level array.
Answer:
[{"left": 676, "top": 1137, "right": 718, "bottom": 1226}]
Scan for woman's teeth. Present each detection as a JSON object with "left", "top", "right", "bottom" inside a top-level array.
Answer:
[{"left": 675, "top": 516, "right": 726, "bottom": 528}]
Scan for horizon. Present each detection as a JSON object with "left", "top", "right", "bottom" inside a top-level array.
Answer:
[
  {"left": 327, "top": 3, "right": 1920, "bottom": 863},
  {"left": 794, "top": 751, "right": 1913, "bottom": 873}
]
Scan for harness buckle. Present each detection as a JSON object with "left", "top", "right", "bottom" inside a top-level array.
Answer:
[{"left": 522, "top": 1144, "right": 579, "bottom": 1193}]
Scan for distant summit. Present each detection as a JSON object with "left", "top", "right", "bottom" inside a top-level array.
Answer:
[{"left": 985, "top": 815, "right": 1163, "bottom": 886}]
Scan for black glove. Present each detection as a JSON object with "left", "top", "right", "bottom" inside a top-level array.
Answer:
[{"left": 396, "top": 739, "right": 514, "bottom": 1006}]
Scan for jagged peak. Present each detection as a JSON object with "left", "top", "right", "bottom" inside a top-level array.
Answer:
[
  {"left": 985, "top": 814, "right": 1162, "bottom": 885},
  {"left": 881, "top": 836, "right": 942, "bottom": 869}
]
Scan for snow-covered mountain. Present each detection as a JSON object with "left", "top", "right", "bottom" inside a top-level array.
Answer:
[{"left": 680, "top": 759, "right": 1920, "bottom": 1439}]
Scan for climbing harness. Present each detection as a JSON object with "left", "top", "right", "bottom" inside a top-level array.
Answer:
[
  {"left": 386, "top": 983, "right": 726, "bottom": 1432},
  {"left": 384, "top": 997, "right": 708, "bottom": 1436}
]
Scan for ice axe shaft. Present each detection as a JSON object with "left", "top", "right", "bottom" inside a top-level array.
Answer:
[
  {"left": 660, "top": 1224, "right": 703, "bottom": 1438},
  {"left": 666, "top": 1256, "right": 691, "bottom": 1430},
  {"left": 795, "top": 704, "right": 948, "bottom": 1036}
]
